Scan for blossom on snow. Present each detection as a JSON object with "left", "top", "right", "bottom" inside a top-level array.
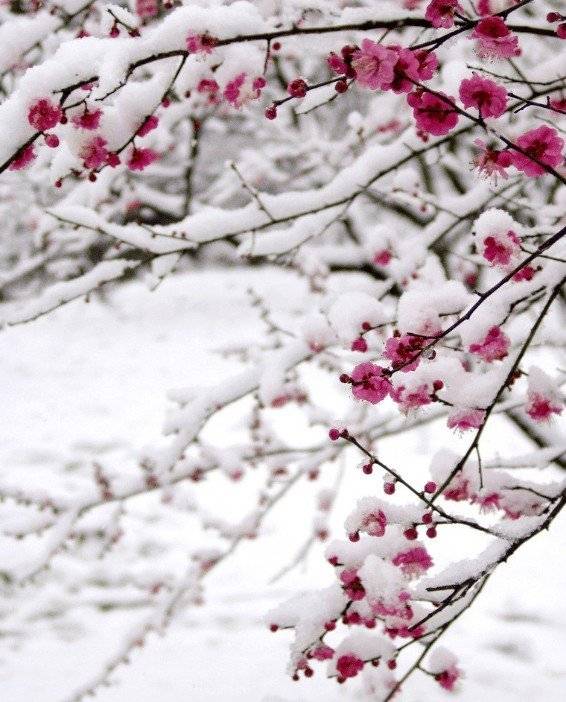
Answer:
[
  {"left": 407, "top": 90, "right": 459, "bottom": 136},
  {"left": 470, "top": 17, "right": 521, "bottom": 60},
  {"left": 351, "top": 40, "right": 397, "bottom": 90},
  {"left": 350, "top": 362, "right": 392, "bottom": 404},
  {"left": 425, "top": 0, "right": 462, "bottom": 29},
  {"left": 468, "top": 326, "right": 510, "bottom": 362},
  {"left": 28, "top": 98, "right": 62, "bottom": 131},
  {"left": 459, "top": 75, "right": 507, "bottom": 117},
  {"left": 510, "top": 125, "right": 564, "bottom": 177}
]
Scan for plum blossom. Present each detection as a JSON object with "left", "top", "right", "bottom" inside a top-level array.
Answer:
[
  {"left": 383, "top": 333, "right": 424, "bottom": 372},
  {"left": 135, "top": 0, "right": 158, "bottom": 19},
  {"left": 391, "top": 384, "right": 432, "bottom": 412},
  {"left": 447, "top": 408, "right": 486, "bottom": 431},
  {"left": 429, "top": 647, "right": 462, "bottom": 691},
  {"left": 459, "top": 75, "right": 507, "bottom": 117},
  {"left": 197, "top": 79, "right": 220, "bottom": 105},
  {"left": 526, "top": 394, "right": 563, "bottom": 421},
  {"left": 361, "top": 510, "right": 387, "bottom": 537},
  {"left": 72, "top": 109, "right": 102, "bottom": 130},
  {"left": 28, "top": 98, "right": 62, "bottom": 131},
  {"left": 136, "top": 115, "right": 159, "bottom": 137},
  {"left": 470, "top": 17, "right": 521, "bottom": 60},
  {"left": 473, "top": 139, "right": 512, "bottom": 181},
  {"left": 186, "top": 33, "right": 217, "bottom": 54},
  {"left": 443, "top": 476, "right": 471, "bottom": 501},
  {"left": 525, "top": 367, "right": 563, "bottom": 421},
  {"left": 224, "top": 73, "right": 266, "bottom": 108},
  {"left": 336, "top": 654, "right": 364, "bottom": 679},
  {"left": 373, "top": 249, "right": 392, "bottom": 266},
  {"left": 127, "top": 147, "right": 158, "bottom": 171},
  {"left": 413, "top": 49, "right": 439, "bottom": 80},
  {"left": 351, "top": 40, "right": 397, "bottom": 90},
  {"left": 478, "top": 0, "right": 517, "bottom": 14},
  {"left": 480, "top": 229, "right": 520, "bottom": 267},
  {"left": 386, "top": 47, "right": 421, "bottom": 93},
  {"left": 340, "top": 570, "right": 366, "bottom": 600},
  {"left": 510, "top": 125, "right": 564, "bottom": 177},
  {"left": 8, "top": 144, "right": 36, "bottom": 170},
  {"left": 80, "top": 136, "right": 108, "bottom": 169},
  {"left": 392, "top": 546, "right": 433, "bottom": 577},
  {"left": 469, "top": 326, "right": 510, "bottom": 362},
  {"left": 513, "top": 265, "right": 537, "bottom": 282},
  {"left": 407, "top": 90, "right": 459, "bottom": 136},
  {"left": 350, "top": 362, "right": 392, "bottom": 404},
  {"left": 425, "top": 0, "right": 462, "bottom": 29},
  {"left": 312, "top": 645, "right": 334, "bottom": 661}
]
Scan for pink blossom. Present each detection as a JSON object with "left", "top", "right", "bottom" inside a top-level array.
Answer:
[
  {"left": 72, "top": 109, "right": 102, "bottom": 130},
  {"left": 481, "top": 229, "right": 520, "bottom": 266},
  {"left": 473, "top": 491, "right": 501, "bottom": 512},
  {"left": 392, "top": 546, "right": 433, "bottom": 577},
  {"left": 436, "top": 665, "right": 461, "bottom": 691},
  {"left": 478, "top": 0, "right": 517, "bottom": 14},
  {"left": 136, "top": 0, "right": 158, "bottom": 19},
  {"left": 447, "top": 408, "right": 486, "bottom": 431},
  {"left": 459, "top": 75, "right": 507, "bottom": 118},
  {"left": 386, "top": 46, "right": 421, "bottom": 94},
  {"left": 473, "top": 138, "right": 512, "bottom": 181},
  {"left": 526, "top": 392, "right": 562, "bottom": 422},
  {"left": 470, "top": 17, "right": 521, "bottom": 60},
  {"left": 413, "top": 49, "right": 439, "bottom": 80},
  {"left": 223, "top": 73, "right": 264, "bottom": 108},
  {"left": 339, "top": 569, "right": 366, "bottom": 600},
  {"left": 549, "top": 96, "right": 566, "bottom": 112},
  {"left": 510, "top": 125, "right": 564, "bottom": 177},
  {"left": 513, "top": 265, "right": 536, "bottom": 282},
  {"left": 351, "top": 40, "right": 397, "bottom": 90},
  {"left": 408, "top": 90, "right": 459, "bottom": 136},
  {"left": 327, "top": 51, "right": 348, "bottom": 75},
  {"left": 351, "top": 337, "right": 368, "bottom": 353},
  {"left": 312, "top": 645, "right": 334, "bottom": 661},
  {"left": 392, "top": 384, "right": 432, "bottom": 412},
  {"left": 80, "top": 136, "right": 108, "bottom": 169},
  {"left": 350, "top": 362, "right": 392, "bottom": 404},
  {"left": 28, "top": 98, "right": 62, "bottom": 131},
  {"left": 443, "top": 477, "right": 470, "bottom": 501},
  {"left": 127, "top": 147, "right": 158, "bottom": 171},
  {"left": 383, "top": 333, "right": 424, "bottom": 372},
  {"left": 374, "top": 249, "right": 392, "bottom": 266},
  {"left": 361, "top": 510, "right": 387, "bottom": 537},
  {"left": 136, "top": 115, "right": 159, "bottom": 137},
  {"left": 425, "top": 0, "right": 462, "bottom": 29},
  {"left": 186, "top": 33, "right": 217, "bottom": 54},
  {"left": 469, "top": 326, "right": 510, "bottom": 362},
  {"left": 9, "top": 144, "right": 36, "bottom": 171},
  {"left": 336, "top": 654, "right": 364, "bottom": 679},
  {"left": 197, "top": 78, "right": 220, "bottom": 105}
]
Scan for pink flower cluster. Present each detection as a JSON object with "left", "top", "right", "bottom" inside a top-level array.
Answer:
[
  {"left": 481, "top": 229, "right": 520, "bottom": 266},
  {"left": 526, "top": 392, "right": 562, "bottom": 422},
  {"left": 27, "top": 98, "right": 62, "bottom": 132},
  {"left": 224, "top": 73, "right": 266, "bottom": 109},
  {"left": 392, "top": 546, "right": 433, "bottom": 577},
  {"left": 425, "top": 0, "right": 462, "bottom": 29},
  {"left": 407, "top": 89, "right": 458, "bottom": 136},
  {"left": 468, "top": 326, "right": 510, "bottom": 362},
  {"left": 350, "top": 40, "right": 438, "bottom": 94},
  {"left": 459, "top": 75, "right": 507, "bottom": 118},
  {"left": 470, "top": 17, "right": 521, "bottom": 60},
  {"left": 511, "top": 125, "right": 564, "bottom": 177},
  {"left": 350, "top": 362, "right": 392, "bottom": 404}
]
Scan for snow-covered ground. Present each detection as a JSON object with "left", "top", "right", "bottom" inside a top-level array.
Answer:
[{"left": 1, "top": 269, "right": 564, "bottom": 701}]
